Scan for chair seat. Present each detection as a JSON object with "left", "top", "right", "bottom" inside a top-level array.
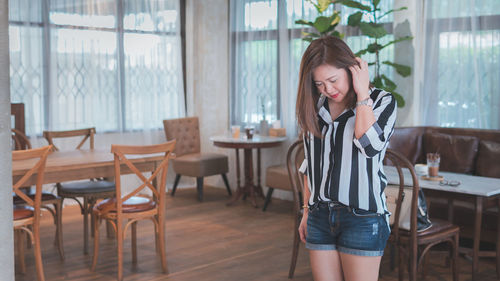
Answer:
[
  {"left": 398, "top": 218, "right": 460, "bottom": 244},
  {"left": 13, "top": 191, "right": 59, "bottom": 204},
  {"left": 95, "top": 196, "right": 156, "bottom": 213},
  {"left": 265, "top": 165, "right": 292, "bottom": 191},
  {"left": 59, "top": 180, "right": 115, "bottom": 195},
  {"left": 173, "top": 153, "right": 228, "bottom": 177},
  {"left": 14, "top": 205, "right": 34, "bottom": 220}
]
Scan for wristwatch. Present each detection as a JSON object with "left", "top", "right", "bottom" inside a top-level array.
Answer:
[{"left": 356, "top": 97, "right": 373, "bottom": 107}]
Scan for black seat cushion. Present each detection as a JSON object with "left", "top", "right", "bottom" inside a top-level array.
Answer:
[{"left": 59, "top": 180, "right": 115, "bottom": 194}]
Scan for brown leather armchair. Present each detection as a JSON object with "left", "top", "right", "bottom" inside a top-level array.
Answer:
[{"left": 163, "top": 117, "right": 231, "bottom": 201}]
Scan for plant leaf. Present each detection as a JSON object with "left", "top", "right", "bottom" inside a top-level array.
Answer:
[
  {"left": 381, "top": 74, "right": 397, "bottom": 91},
  {"left": 355, "top": 48, "right": 368, "bottom": 56},
  {"left": 317, "top": 0, "right": 333, "bottom": 13},
  {"left": 301, "top": 31, "right": 321, "bottom": 38},
  {"left": 367, "top": 42, "right": 383, "bottom": 53},
  {"left": 295, "top": 19, "right": 315, "bottom": 28},
  {"left": 378, "top": 7, "right": 408, "bottom": 20},
  {"left": 373, "top": 0, "right": 381, "bottom": 9},
  {"left": 372, "top": 76, "right": 384, "bottom": 89},
  {"left": 359, "top": 22, "right": 387, "bottom": 38},
  {"left": 329, "top": 30, "right": 344, "bottom": 39},
  {"left": 381, "top": 36, "right": 413, "bottom": 48},
  {"left": 335, "top": 0, "right": 372, "bottom": 12},
  {"left": 382, "top": 61, "right": 411, "bottom": 77},
  {"left": 347, "top": 11, "right": 363, "bottom": 26},
  {"left": 314, "top": 16, "right": 332, "bottom": 33},
  {"left": 391, "top": 91, "right": 405, "bottom": 108}
]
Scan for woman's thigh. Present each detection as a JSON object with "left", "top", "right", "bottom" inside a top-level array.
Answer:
[
  {"left": 309, "top": 250, "right": 344, "bottom": 281},
  {"left": 339, "top": 252, "right": 382, "bottom": 281}
]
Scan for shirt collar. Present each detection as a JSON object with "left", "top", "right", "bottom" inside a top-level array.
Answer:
[{"left": 317, "top": 96, "right": 354, "bottom": 125}]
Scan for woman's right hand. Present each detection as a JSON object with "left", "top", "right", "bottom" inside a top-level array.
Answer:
[{"left": 298, "top": 210, "right": 308, "bottom": 243}]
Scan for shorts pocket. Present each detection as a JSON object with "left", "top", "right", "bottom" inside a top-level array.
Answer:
[{"left": 351, "top": 208, "right": 380, "bottom": 217}]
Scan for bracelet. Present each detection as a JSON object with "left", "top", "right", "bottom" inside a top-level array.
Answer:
[{"left": 302, "top": 204, "right": 309, "bottom": 209}]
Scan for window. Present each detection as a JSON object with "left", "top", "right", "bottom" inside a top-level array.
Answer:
[
  {"left": 9, "top": 0, "right": 185, "bottom": 135},
  {"left": 423, "top": 0, "right": 500, "bottom": 129},
  {"left": 229, "top": 0, "right": 396, "bottom": 130}
]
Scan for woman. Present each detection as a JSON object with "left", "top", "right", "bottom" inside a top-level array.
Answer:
[{"left": 296, "top": 36, "right": 397, "bottom": 281}]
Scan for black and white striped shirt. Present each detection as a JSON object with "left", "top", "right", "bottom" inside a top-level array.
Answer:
[{"left": 299, "top": 88, "right": 397, "bottom": 215}]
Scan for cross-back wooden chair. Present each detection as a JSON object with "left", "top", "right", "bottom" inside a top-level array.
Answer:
[
  {"left": 91, "top": 140, "right": 176, "bottom": 281},
  {"left": 286, "top": 140, "right": 305, "bottom": 279},
  {"left": 12, "top": 129, "right": 64, "bottom": 260},
  {"left": 43, "top": 127, "right": 115, "bottom": 255},
  {"left": 13, "top": 145, "right": 52, "bottom": 281},
  {"left": 384, "top": 149, "right": 459, "bottom": 281}
]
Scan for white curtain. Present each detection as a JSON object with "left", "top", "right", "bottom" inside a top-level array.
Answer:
[
  {"left": 420, "top": 0, "right": 500, "bottom": 129},
  {"left": 9, "top": 0, "right": 185, "bottom": 136}
]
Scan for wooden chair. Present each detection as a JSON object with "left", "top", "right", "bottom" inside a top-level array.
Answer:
[
  {"left": 13, "top": 145, "right": 52, "bottom": 281},
  {"left": 163, "top": 117, "right": 231, "bottom": 201},
  {"left": 285, "top": 140, "right": 305, "bottom": 278},
  {"left": 90, "top": 140, "right": 176, "bottom": 281},
  {"left": 43, "top": 127, "right": 116, "bottom": 255},
  {"left": 12, "top": 129, "right": 65, "bottom": 260},
  {"left": 384, "top": 149, "right": 459, "bottom": 281}
]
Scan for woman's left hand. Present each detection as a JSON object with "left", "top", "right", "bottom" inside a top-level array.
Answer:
[{"left": 349, "top": 57, "right": 370, "bottom": 100}]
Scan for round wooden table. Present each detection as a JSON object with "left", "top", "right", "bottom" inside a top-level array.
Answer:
[{"left": 210, "top": 135, "right": 287, "bottom": 207}]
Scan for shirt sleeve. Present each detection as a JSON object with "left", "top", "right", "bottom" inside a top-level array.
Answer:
[
  {"left": 298, "top": 133, "right": 309, "bottom": 174},
  {"left": 353, "top": 92, "right": 397, "bottom": 158}
]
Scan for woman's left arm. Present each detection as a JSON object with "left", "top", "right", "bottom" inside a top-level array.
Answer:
[{"left": 350, "top": 57, "right": 397, "bottom": 158}]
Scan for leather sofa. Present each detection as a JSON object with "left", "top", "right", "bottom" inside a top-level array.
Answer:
[{"left": 388, "top": 126, "right": 500, "bottom": 243}]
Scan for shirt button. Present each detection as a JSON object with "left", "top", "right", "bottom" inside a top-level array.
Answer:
[{"left": 329, "top": 202, "right": 334, "bottom": 207}]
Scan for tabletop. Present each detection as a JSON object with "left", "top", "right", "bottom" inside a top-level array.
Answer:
[
  {"left": 384, "top": 165, "right": 500, "bottom": 197},
  {"left": 210, "top": 135, "right": 287, "bottom": 149}
]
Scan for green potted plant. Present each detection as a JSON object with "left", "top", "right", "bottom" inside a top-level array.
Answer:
[
  {"left": 295, "top": 0, "right": 344, "bottom": 41},
  {"left": 335, "top": 0, "right": 412, "bottom": 107}
]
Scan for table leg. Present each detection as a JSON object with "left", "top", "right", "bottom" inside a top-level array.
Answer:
[
  {"left": 227, "top": 148, "right": 244, "bottom": 206},
  {"left": 472, "top": 197, "right": 483, "bottom": 281},
  {"left": 244, "top": 148, "right": 258, "bottom": 208},
  {"left": 255, "top": 148, "right": 264, "bottom": 198}
]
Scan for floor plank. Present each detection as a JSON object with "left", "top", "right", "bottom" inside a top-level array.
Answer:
[{"left": 14, "top": 186, "right": 498, "bottom": 280}]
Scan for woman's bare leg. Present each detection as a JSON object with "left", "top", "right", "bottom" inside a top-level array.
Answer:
[
  {"left": 310, "top": 249, "right": 344, "bottom": 281},
  {"left": 339, "top": 252, "right": 382, "bottom": 281}
]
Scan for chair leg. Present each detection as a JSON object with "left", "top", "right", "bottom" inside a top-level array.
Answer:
[
  {"left": 171, "top": 174, "right": 181, "bottom": 196},
  {"left": 90, "top": 214, "right": 100, "bottom": 271},
  {"left": 158, "top": 217, "right": 168, "bottom": 273},
  {"left": 117, "top": 217, "right": 124, "bottom": 281},
  {"left": 196, "top": 177, "right": 204, "bottom": 202},
  {"left": 106, "top": 220, "right": 114, "bottom": 239},
  {"left": 55, "top": 200, "right": 64, "bottom": 260},
  {"left": 33, "top": 223, "right": 45, "bottom": 281},
  {"left": 288, "top": 219, "right": 301, "bottom": 278},
  {"left": 221, "top": 174, "right": 232, "bottom": 196},
  {"left": 262, "top": 188, "right": 274, "bottom": 211},
  {"left": 16, "top": 230, "right": 26, "bottom": 274},
  {"left": 398, "top": 247, "right": 404, "bottom": 281},
  {"left": 452, "top": 234, "right": 459, "bottom": 281},
  {"left": 132, "top": 221, "right": 137, "bottom": 264},
  {"left": 83, "top": 197, "right": 89, "bottom": 255}
]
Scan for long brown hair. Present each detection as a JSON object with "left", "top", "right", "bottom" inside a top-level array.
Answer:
[{"left": 296, "top": 36, "right": 359, "bottom": 138}]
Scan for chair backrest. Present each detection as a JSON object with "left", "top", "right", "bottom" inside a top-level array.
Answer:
[
  {"left": 163, "top": 117, "right": 200, "bottom": 156},
  {"left": 43, "top": 128, "right": 96, "bottom": 151},
  {"left": 12, "top": 145, "right": 52, "bottom": 209},
  {"left": 384, "top": 149, "right": 419, "bottom": 248},
  {"left": 107, "top": 140, "right": 176, "bottom": 215},
  {"left": 12, "top": 129, "right": 32, "bottom": 150},
  {"left": 286, "top": 140, "right": 305, "bottom": 215},
  {"left": 11, "top": 103, "right": 29, "bottom": 149}
]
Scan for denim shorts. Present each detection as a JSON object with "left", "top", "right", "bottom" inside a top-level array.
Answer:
[{"left": 305, "top": 202, "right": 390, "bottom": 256}]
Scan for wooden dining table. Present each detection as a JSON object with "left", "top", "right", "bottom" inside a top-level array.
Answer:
[
  {"left": 384, "top": 165, "right": 500, "bottom": 281},
  {"left": 12, "top": 148, "right": 165, "bottom": 254},
  {"left": 12, "top": 149, "right": 164, "bottom": 186}
]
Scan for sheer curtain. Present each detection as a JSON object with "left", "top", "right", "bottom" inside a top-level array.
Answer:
[
  {"left": 420, "top": 0, "right": 500, "bottom": 129},
  {"left": 9, "top": 0, "right": 185, "bottom": 136},
  {"left": 229, "top": 0, "right": 321, "bottom": 138}
]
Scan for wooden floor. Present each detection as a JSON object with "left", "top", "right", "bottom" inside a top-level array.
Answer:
[{"left": 15, "top": 186, "right": 499, "bottom": 281}]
